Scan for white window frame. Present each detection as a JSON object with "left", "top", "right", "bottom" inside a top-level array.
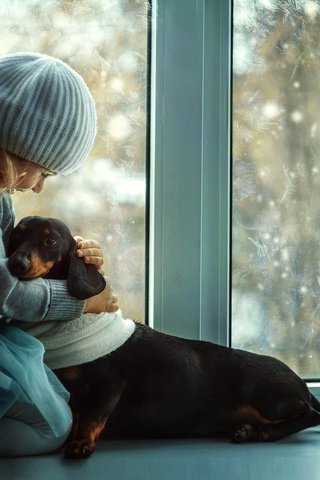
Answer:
[{"left": 148, "top": 0, "right": 320, "bottom": 396}]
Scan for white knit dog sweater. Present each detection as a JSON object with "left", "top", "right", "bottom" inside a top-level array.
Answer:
[{"left": 18, "top": 310, "right": 136, "bottom": 370}]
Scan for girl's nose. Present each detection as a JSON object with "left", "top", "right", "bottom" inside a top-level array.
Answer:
[{"left": 32, "top": 176, "right": 46, "bottom": 193}]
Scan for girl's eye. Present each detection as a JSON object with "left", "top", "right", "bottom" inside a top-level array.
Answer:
[
  {"left": 44, "top": 238, "right": 57, "bottom": 247},
  {"left": 41, "top": 171, "right": 55, "bottom": 179}
]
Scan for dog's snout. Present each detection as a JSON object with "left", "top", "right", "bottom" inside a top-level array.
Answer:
[{"left": 9, "top": 252, "right": 31, "bottom": 276}]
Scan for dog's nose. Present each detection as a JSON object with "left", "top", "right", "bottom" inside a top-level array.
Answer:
[{"left": 8, "top": 252, "right": 31, "bottom": 276}]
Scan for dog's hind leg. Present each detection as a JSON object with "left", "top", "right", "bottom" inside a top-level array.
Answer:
[{"left": 232, "top": 403, "right": 320, "bottom": 443}]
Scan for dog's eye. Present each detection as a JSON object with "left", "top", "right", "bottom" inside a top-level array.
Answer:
[{"left": 44, "top": 238, "right": 57, "bottom": 247}]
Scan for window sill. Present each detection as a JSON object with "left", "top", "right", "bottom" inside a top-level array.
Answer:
[{"left": 2, "top": 431, "right": 320, "bottom": 480}]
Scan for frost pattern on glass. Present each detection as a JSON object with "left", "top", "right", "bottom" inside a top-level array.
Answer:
[
  {"left": 1, "top": 0, "right": 149, "bottom": 323},
  {"left": 232, "top": 0, "right": 320, "bottom": 377}
]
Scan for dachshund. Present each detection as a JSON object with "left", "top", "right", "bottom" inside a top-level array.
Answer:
[{"left": 8, "top": 215, "right": 320, "bottom": 459}]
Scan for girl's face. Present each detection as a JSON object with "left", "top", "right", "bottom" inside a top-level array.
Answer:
[{"left": 13, "top": 161, "right": 54, "bottom": 193}]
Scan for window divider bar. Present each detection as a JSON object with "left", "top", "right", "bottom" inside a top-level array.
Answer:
[{"left": 149, "top": 0, "right": 232, "bottom": 344}]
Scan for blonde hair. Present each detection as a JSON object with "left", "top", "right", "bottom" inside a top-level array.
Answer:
[
  {"left": 0, "top": 150, "right": 55, "bottom": 192},
  {"left": 0, "top": 150, "right": 22, "bottom": 191}
]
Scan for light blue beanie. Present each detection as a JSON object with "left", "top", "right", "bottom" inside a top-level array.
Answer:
[{"left": 0, "top": 52, "right": 96, "bottom": 174}]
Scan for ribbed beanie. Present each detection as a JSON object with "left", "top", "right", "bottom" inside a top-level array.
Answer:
[{"left": 0, "top": 52, "right": 96, "bottom": 174}]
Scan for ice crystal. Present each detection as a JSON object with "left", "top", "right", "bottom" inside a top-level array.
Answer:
[
  {"left": 248, "top": 232, "right": 288, "bottom": 263},
  {"left": 233, "top": 161, "right": 257, "bottom": 200}
]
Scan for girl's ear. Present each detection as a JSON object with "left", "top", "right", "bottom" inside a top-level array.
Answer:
[{"left": 67, "top": 246, "right": 106, "bottom": 299}]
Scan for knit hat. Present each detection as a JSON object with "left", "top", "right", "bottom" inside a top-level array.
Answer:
[{"left": 0, "top": 52, "right": 96, "bottom": 174}]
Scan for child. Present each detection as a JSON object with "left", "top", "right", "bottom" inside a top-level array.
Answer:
[{"left": 0, "top": 52, "right": 117, "bottom": 456}]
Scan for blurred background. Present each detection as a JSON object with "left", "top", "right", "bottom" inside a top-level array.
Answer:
[
  {"left": 0, "top": 0, "right": 149, "bottom": 323},
  {"left": 232, "top": 0, "right": 320, "bottom": 377}
]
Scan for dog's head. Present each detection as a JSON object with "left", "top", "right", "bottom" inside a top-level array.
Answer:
[{"left": 8, "top": 216, "right": 106, "bottom": 299}]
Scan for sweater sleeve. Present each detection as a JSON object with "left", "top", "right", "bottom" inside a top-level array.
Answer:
[{"left": 0, "top": 193, "right": 85, "bottom": 323}]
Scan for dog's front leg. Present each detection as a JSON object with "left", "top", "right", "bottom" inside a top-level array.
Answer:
[{"left": 64, "top": 376, "right": 126, "bottom": 459}]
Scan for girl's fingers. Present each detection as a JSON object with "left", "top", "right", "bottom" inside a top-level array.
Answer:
[
  {"left": 74, "top": 235, "right": 84, "bottom": 243},
  {"left": 76, "top": 247, "right": 102, "bottom": 258},
  {"left": 76, "top": 239, "right": 100, "bottom": 249},
  {"left": 83, "top": 255, "right": 104, "bottom": 268},
  {"left": 74, "top": 237, "right": 104, "bottom": 268}
]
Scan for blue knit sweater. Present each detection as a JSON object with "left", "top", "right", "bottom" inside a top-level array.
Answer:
[{"left": 0, "top": 192, "right": 85, "bottom": 323}]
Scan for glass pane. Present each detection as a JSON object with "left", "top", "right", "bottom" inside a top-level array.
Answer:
[
  {"left": 1, "top": 0, "right": 149, "bottom": 323},
  {"left": 232, "top": 0, "right": 320, "bottom": 378}
]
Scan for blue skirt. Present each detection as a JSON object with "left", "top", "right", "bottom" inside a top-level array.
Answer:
[{"left": 0, "top": 324, "right": 71, "bottom": 437}]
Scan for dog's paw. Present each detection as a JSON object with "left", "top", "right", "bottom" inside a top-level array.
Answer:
[
  {"left": 64, "top": 438, "right": 95, "bottom": 459},
  {"left": 256, "top": 427, "right": 275, "bottom": 442},
  {"left": 231, "top": 424, "right": 254, "bottom": 443},
  {"left": 231, "top": 424, "right": 276, "bottom": 443}
]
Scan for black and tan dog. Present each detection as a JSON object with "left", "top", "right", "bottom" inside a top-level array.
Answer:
[{"left": 8, "top": 216, "right": 320, "bottom": 458}]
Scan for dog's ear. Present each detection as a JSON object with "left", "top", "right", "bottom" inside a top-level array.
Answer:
[{"left": 67, "top": 246, "right": 106, "bottom": 300}]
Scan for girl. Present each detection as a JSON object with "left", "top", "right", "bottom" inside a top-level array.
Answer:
[{"left": 0, "top": 52, "right": 117, "bottom": 456}]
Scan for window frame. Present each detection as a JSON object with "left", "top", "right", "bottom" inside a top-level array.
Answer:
[
  {"left": 149, "top": 0, "right": 231, "bottom": 344},
  {"left": 148, "top": 0, "right": 320, "bottom": 395}
]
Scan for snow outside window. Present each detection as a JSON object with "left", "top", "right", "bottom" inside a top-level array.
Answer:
[{"left": 232, "top": 0, "right": 320, "bottom": 378}]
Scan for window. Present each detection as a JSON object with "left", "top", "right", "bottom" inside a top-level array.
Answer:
[
  {"left": 152, "top": 0, "right": 319, "bottom": 389},
  {"left": 6, "top": 0, "right": 316, "bottom": 383},
  {"left": 232, "top": 0, "right": 320, "bottom": 379},
  {"left": 2, "top": 0, "right": 149, "bottom": 323}
]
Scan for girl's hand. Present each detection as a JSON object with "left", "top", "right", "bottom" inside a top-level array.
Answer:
[
  {"left": 74, "top": 236, "right": 104, "bottom": 270},
  {"left": 74, "top": 237, "right": 120, "bottom": 313},
  {"left": 84, "top": 284, "right": 119, "bottom": 314}
]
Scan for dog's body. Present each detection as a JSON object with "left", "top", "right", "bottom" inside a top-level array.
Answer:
[{"left": 8, "top": 216, "right": 320, "bottom": 458}]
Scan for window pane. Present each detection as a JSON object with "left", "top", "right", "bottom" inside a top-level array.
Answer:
[
  {"left": 232, "top": 0, "right": 320, "bottom": 378},
  {"left": 2, "top": 0, "right": 149, "bottom": 323}
]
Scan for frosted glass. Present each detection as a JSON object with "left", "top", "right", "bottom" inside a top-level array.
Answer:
[{"left": 232, "top": 0, "right": 320, "bottom": 378}]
